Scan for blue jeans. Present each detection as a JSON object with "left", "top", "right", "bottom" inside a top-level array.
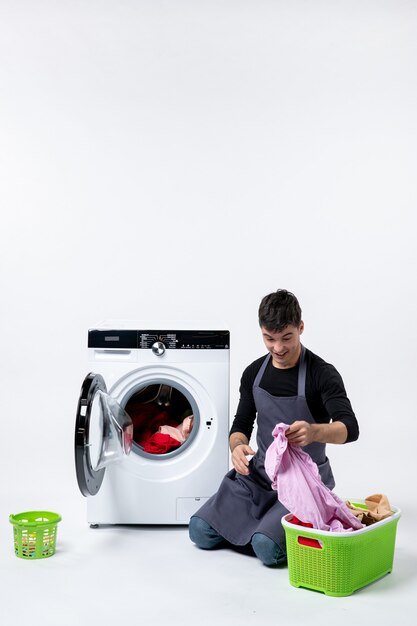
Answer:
[{"left": 189, "top": 516, "right": 286, "bottom": 566}]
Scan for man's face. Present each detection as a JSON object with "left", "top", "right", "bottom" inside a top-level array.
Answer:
[{"left": 261, "top": 322, "right": 304, "bottom": 369}]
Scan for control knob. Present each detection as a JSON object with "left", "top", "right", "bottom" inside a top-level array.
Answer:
[{"left": 152, "top": 341, "right": 166, "bottom": 356}]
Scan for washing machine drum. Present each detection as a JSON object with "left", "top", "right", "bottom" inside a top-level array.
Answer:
[
  {"left": 75, "top": 373, "right": 133, "bottom": 496},
  {"left": 124, "top": 384, "right": 195, "bottom": 455}
]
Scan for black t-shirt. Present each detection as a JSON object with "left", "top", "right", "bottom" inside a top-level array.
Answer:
[{"left": 230, "top": 347, "right": 359, "bottom": 443}]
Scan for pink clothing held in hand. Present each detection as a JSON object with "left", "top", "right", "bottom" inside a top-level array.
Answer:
[{"left": 265, "top": 423, "right": 363, "bottom": 532}]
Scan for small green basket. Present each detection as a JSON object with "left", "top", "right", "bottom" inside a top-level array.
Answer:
[
  {"left": 282, "top": 502, "right": 401, "bottom": 596},
  {"left": 9, "top": 511, "right": 62, "bottom": 559}
]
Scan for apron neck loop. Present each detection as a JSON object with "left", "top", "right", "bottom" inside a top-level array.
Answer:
[{"left": 254, "top": 344, "right": 307, "bottom": 396}]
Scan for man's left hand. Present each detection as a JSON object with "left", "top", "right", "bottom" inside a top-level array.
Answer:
[{"left": 285, "top": 421, "right": 316, "bottom": 447}]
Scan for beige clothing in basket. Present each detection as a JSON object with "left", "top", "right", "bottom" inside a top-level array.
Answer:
[{"left": 346, "top": 494, "right": 392, "bottom": 526}]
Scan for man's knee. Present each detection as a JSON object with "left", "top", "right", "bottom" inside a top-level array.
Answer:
[
  {"left": 189, "top": 516, "right": 225, "bottom": 550},
  {"left": 251, "top": 532, "right": 287, "bottom": 566}
]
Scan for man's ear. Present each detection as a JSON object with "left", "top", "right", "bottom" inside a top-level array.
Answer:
[{"left": 299, "top": 321, "right": 304, "bottom": 335}]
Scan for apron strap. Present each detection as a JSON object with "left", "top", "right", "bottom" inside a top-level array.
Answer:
[
  {"left": 253, "top": 354, "right": 270, "bottom": 388},
  {"left": 297, "top": 345, "right": 307, "bottom": 397}
]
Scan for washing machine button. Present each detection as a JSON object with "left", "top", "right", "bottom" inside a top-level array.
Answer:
[{"left": 152, "top": 341, "right": 166, "bottom": 356}]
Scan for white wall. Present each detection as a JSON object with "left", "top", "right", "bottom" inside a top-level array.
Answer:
[{"left": 1, "top": 0, "right": 416, "bottom": 515}]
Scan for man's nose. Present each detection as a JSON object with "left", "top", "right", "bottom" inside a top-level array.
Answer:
[{"left": 274, "top": 341, "right": 283, "bottom": 353}]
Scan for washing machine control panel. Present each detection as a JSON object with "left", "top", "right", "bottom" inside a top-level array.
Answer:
[{"left": 89, "top": 330, "right": 230, "bottom": 349}]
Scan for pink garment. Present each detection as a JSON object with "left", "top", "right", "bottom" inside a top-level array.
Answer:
[
  {"left": 159, "top": 415, "right": 194, "bottom": 444},
  {"left": 265, "top": 423, "right": 363, "bottom": 532}
]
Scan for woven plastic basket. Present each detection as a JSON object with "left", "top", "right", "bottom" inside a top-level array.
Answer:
[
  {"left": 282, "top": 502, "right": 401, "bottom": 596},
  {"left": 9, "top": 511, "right": 62, "bottom": 559}
]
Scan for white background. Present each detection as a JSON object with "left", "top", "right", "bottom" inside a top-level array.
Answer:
[{"left": 1, "top": 1, "right": 416, "bottom": 624}]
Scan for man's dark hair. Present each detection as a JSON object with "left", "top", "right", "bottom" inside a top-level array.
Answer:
[{"left": 258, "top": 289, "right": 302, "bottom": 332}]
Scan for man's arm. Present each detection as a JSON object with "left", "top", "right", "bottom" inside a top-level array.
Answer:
[
  {"left": 285, "top": 420, "right": 348, "bottom": 447},
  {"left": 314, "top": 359, "right": 359, "bottom": 442}
]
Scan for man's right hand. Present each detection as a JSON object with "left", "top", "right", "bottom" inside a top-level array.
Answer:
[{"left": 231, "top": 443, "right": 256, "bottom": 475}]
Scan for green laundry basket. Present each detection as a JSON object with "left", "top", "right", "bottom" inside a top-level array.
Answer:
[
  {"left": 9, "top": 511, "right": 62, "bottom": 559},
  {"left": 282, "top": 502, "right": 401, "bottom": 596}
]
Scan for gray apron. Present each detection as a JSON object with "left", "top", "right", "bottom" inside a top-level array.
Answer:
[{"left": 193, "top": 346, "right": 335, "bottom": 550}]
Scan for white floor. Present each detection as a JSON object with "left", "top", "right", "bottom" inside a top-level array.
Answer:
[{"left": 1, "top": 492, "right": 416, "bottom": 626}]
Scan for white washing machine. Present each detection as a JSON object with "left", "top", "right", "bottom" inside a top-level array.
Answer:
[{"left": 75, "top": 321, "right": 230, "bottom": 526}]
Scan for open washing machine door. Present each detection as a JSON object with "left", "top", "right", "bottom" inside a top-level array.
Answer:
[{"left": 75, "top": 373, "right": 133, "bottom": 496}]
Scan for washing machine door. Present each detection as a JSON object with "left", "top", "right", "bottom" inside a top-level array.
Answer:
[{"left": 75, "top": 373, "right": 133, "bottom": 496}]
